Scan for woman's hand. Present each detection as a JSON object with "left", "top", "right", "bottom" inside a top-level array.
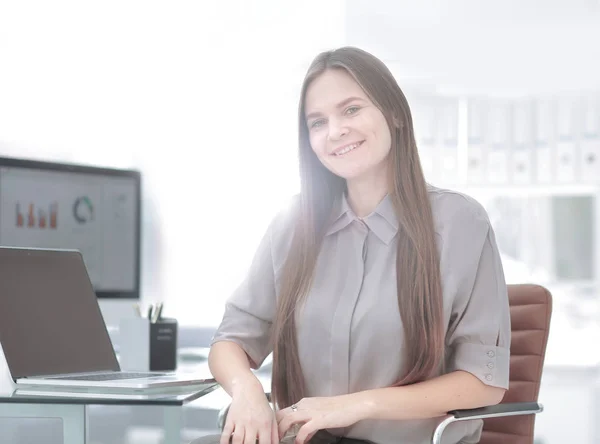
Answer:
[
  {"left": 221, "top": 378, "right": 279, "bottom": 444},
  {"left": 275, "top": 396, "right": 370, "bottom": 444}
]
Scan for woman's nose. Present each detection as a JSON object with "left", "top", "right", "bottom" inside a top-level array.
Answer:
[{"left": 328, "top": 119, "right": 349, "bottom": 141}]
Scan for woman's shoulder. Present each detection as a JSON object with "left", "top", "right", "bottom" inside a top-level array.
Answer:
[
  {"left": 267, "top": 194, "right": 300, "bottom": 237},
  {"left": 262, "top": 194, "right": 300, "bottom": 258},
  {"left": 426, "top": 184, "right": 491, "bottom": 235}
]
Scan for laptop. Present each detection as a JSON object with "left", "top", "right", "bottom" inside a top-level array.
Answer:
[{"left": 0, "top": 246, "right": 216, "bottom": 391}]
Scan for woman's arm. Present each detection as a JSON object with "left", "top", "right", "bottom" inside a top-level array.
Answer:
[
  {"left": 349, "top": 370, "right": 505, "bottom": 421},
  {"left": 208, "top": 340, "right": 263, "bottom": 397},
  {"left": 276, "top": 370, "right": 505, "bottom": 444},
  {"left": 209, "top": 341, "right": 279, "bottom": 444}
]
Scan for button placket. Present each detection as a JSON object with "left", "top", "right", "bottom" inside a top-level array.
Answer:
[
  {"left": 484, "top": 349, "right": 496, "bottom": 382},
  {"left": 330, "top": 225, "right": 368, "bottom": 396}
]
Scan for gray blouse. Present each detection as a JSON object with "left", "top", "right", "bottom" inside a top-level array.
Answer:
[{"left": 212, "top": 186, "right": 511, "bottom": 444}]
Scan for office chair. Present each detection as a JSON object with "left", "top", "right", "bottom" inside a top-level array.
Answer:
[
  {"left": 433, "top": 283, "right": 552, "bottom": 444},
  {"left": 210, "top": 284, "right": 553, "bottom": 444}
]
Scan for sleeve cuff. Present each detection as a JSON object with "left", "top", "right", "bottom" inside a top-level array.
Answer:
[
  {"left": 448, "top": 342, "right": 510, "bottom": 389},
  {"left": 210, "top": 335, "right": 269, "bottom": 369}
]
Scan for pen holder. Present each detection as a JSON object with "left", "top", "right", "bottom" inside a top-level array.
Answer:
[{"left": 119, "top": 317, "right": 178, "bottom": 372}]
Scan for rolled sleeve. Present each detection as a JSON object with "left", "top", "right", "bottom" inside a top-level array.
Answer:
[
  {"left": 446, "top": 224, "right": 511, "bottom": 389},
  {"left": 211, "top": 220, "right": 278, "bottom": 369}
]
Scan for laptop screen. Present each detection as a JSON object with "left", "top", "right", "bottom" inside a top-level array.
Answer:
[{"left": 0, "top": 247, "right": 120, "bottom": 378}]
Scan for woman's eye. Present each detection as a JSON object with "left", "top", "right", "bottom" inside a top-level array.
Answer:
[
  {"left": 346, "top": 106, "right": 360, "bottom": 115},
  {"left": 310, "top": 119, "right": 325, "bottom": 129}
]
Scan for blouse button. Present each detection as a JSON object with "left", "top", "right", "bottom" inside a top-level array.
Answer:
[
  {"left": 485, "top": 374, "right": 493, "bottom": 381},
  {"left": 487, "top": 350, "right": 495, "bottom": 358},
  {"left": 487, "top": 362, "right": 495, "bottom": 369}
]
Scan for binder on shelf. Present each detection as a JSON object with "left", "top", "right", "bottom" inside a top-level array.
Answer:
[
  {"left": 533, "top": 98, "right": 555, "bottom": 184},
  {"left": 413, "top": 97, "right": 438, "bottom": 182},
  {"left": 580, "top": 94, "right": 600, "bottom": 183},
  {"left": 486, "top": 100, "right": 510, "bottom": 184},
  {"left": 512, "top": 100, "right": 534, "bottom": 185},
  {"left": 418, "top": 140, "right": 437, "bottom": 182},
  {"left": 466, "top": 99, "right": 487, "bottom": 185},
  {"left": 555, "top": 139, "right": 577, "bottom": 183},
  {"left": 555, "top": 96, "right": 579, "bottom": 183},
  {"left": 580, "top": 137, "right": 600, "bottom": 183},
  {"left": 438, "top": 99, "right": 459, "bottom": 185}
]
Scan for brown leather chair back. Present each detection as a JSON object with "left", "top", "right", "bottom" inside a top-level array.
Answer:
[{"left": 479, "top": 284, "right": 552, "bottom": 444}]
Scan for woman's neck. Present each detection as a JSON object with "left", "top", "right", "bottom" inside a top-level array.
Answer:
[{"left": 346, "top": 176, "right": 389, "bottom": 218}]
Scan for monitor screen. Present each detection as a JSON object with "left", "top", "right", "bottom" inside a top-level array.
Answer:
[{"left": 0, "top": 156, "right": 141, "bottom": 299}]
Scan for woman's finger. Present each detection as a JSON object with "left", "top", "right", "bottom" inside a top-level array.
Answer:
[
  {"left": 276, "top": 402, "right": 303, "bottom": 424},
  {"left": 306, "top": 430, "right": 318, "bottom": 443},
  {"left": 220, "top": 423, "right": 235, "bottom": 444},
  {"left": 243, "top": 427, "right": 257, "bottom": 444},
  {"left": 275, "top": 407, "right": 288, "bottom": 424},
  {"left": 278, "top": 412, "right": 310, "bottom": 439},
  {"left": 270, "top": 418, "right": 279, "bottom": 444},
  {"left": 256, "top": 422, "right": 272, "bottom": 444},
  {"left": 295, "top": 421, "right": 319, "bottom": 444},
  {"left": 231, "top": 426, "right": 245, "bottom": 444}
]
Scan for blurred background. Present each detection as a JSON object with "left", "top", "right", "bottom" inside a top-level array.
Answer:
[{"left": 0, "top": 0, "right": 597, "bottom": 443}]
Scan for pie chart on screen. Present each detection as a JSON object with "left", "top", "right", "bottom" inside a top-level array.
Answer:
[{"left": 73, "top": 196, "right": 94, "bottom": 224}]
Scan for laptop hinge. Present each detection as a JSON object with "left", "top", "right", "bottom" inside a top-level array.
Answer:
[{"left": 23, "top": 370, "right": 119, "bottom": 379}]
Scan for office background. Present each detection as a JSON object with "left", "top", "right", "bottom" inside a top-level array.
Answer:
[{"left": 0, "top": 0, "right": 598, "bottom": 443}]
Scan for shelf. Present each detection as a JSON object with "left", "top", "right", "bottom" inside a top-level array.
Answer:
[{"left": 430, "top": 182, "right": 600, "bottom": 196}]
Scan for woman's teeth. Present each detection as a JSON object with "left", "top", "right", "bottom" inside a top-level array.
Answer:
[{"left": 335, "top": 142, "right": 362, "bottom": 156}]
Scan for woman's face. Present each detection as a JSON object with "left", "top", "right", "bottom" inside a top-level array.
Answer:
[{"left": 304, "top": 69, "right": 392, "bottom": 183}]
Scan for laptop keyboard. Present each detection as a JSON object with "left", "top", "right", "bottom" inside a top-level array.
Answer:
[{"left": 51, "top": 372, "right": 168, "bottom": 381}]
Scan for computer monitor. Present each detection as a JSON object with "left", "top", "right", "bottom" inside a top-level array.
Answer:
[{"left": 0, "top": 156, "right": 141, "bottom": 300}]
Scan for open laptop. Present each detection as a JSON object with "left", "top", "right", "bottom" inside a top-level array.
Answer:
[{"left": 0, "top": 246, "right": 216, "bottom": 391}]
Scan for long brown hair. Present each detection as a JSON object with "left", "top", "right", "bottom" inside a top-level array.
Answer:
[{"left": 271, "top": 47, "right": 444, "bottom": 409}]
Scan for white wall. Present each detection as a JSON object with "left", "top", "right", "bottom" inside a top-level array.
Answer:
[
  {"left": 345, "top": 0, "right": 600, "bottom": 97},
  {"left": 0, "top": 0, "right": 346, "bottom": 325}
]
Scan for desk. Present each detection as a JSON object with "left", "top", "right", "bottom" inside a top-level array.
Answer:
[{"left": 0, "top": 382, "right": 218, "bottom": 444}]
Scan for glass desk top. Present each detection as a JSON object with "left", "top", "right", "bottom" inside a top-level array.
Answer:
[{"left": 0, "top": 381, "right": 219, "bottom": 406}]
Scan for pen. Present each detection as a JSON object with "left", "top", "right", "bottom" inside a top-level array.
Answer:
[
  {"left": 152, "top": 302, "right": 163, "bottom": 323},
  {"left": 147, "top": 304, "right": 154, "bottom": 320},
  {"left": 133, "top": 303, "right": 142, "bottom": 317}
]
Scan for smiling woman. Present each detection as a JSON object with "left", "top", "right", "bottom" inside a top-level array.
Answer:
[{"left": 202, "top": 46, "right": 510, "bottom": 444}]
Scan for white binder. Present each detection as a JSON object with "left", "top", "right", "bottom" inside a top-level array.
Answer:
[
  {"left": 512, "top": 100, "right": 534, "bottom": 185},
  {"left": 555, "top": 140, "right": 577, "bottom": 183},
  {"left": 534, "top": 98, "right": 555, "bottom": 184},
  {"left": 412, "top": 97, "right": 438, "bottom": 182},
  {"left": 466, "top": 99, "right": 487, "bottom": 185},
  {"left": 580, "top": 137, "right": 600, "bottom": 183},
  {"left": 486, "top": 100, "right": 510, "bottom": 184},
  {"left": 555, "top": 96, "right": 579, "bottom": 183},
  {"left": 437, "top": 99, "right": 459, "bottom": 185},
  {"left": 418, "top": 141, "right": 437, "bottom": 182},
  {"left": 579, "top": 94, "right": 600, "bottom": 183}
]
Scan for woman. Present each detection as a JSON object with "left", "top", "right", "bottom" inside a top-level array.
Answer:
[{"left": 201, "top": 47, "right": 510, "bottom": 444}]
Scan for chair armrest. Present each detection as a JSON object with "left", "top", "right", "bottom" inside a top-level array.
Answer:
[
  {"left": 449, "top": 402, "right": 543, "bottom": 419},
  {"left": 432, "top": 402, "right": 543, "bottom": 444}
]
